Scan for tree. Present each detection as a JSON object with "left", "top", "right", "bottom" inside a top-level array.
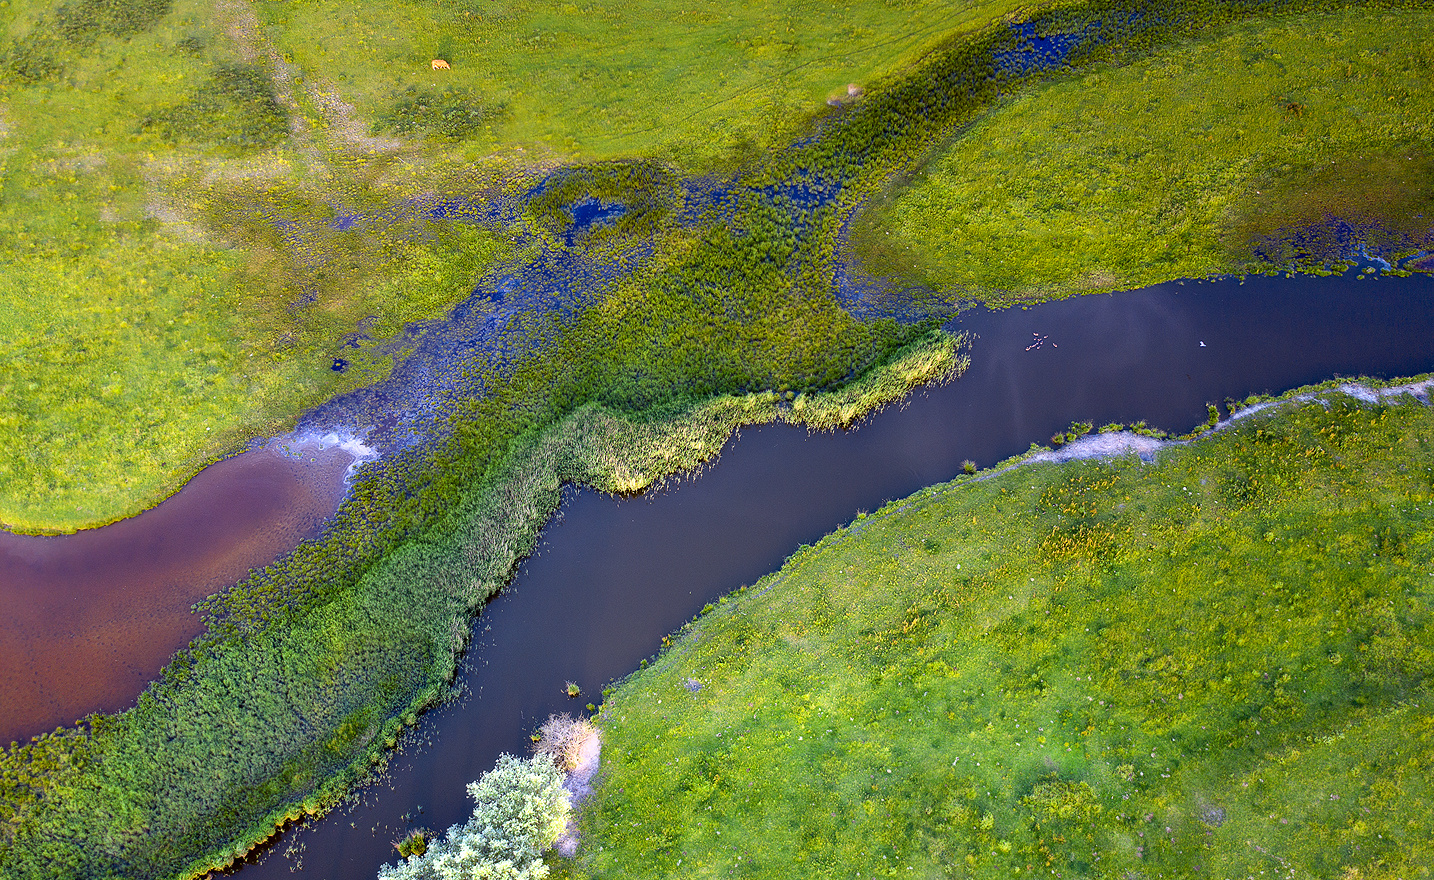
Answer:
[{"left": 378, "top": 754, "right": 570, "bottom": 880}]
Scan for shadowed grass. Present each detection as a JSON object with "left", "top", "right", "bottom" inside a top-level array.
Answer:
[{"left": 857, "top": 6, "right": 1434, "bottom": 304}]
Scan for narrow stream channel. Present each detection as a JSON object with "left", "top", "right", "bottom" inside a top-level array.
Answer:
[
  {"left": 228, "top": 269, "right": 1434, "bottom": 879},
  {"left": 0, "top": 440, "right": 358, "bottom": 746}
]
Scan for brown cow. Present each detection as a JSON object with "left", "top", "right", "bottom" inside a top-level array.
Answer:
[{"left": 431, "top": 59, "right": 451, "bottom": 70}]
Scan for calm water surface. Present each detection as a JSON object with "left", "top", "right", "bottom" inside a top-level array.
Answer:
[
  {"left": 0, "top": 443, "right": 356, "bottom": 746},
  {"left": 230, "top": 271, "right": 1434, "bottom": 879}
]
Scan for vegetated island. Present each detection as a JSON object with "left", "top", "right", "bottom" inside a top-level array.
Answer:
[
  {"left": 3, "top": 0, "right": 1434, "bottom": 878},
  {"left": 569, "top": 382, "right": 1434, "bottom": 879}
]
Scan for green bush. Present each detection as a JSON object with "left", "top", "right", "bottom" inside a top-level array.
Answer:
[
  {"left": 376, "top": 86, "right": 504, "bottom": 141},
  {"left": 144, "top": 63, "right": 290, "bottom": 152},
  {"left": 1, "top": 0, "right": 174, "bottom": 83},
  {"left": 377, "top": 754, "right": 569, "bottom": 880}
]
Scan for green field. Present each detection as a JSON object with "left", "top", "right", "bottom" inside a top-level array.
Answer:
[
  {"left": 249, "top": 0, "right": 1029, "bottom": 169},
  {"left": 0, "top": 0, "right": 523, "bottom": 531},
  {"left": 571, "top": 389, "right": 1434, "bottom": 879},
  {"left": 0, "top": 0, "right": 1043, "bottom": 532},
  {"left": 857, "top": 6, "right": 1434, "bottom": 303},
  {"left": 6, "top": 0, "right": 1434, "bottom": 530},
  {"left": 5, "top": 0, "right": 1434, "bottom": 877}
]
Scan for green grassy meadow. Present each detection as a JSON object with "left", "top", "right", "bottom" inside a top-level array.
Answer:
[
  {"left": 0, "top": 0, "right": 1047, "bottom": 532},
  {"left": 858, "top": 6, "right": 1434, "bottom": 303},
  {"left": 250, "top": 0, "right": 1031, "bottom": 169},
  {"left": 0, "top": 0, "right": 521, "bottom": 530},
  {"left": 4, "top": 0, "right": 1434, "bottom": 877},
  {"left": 5, "top": 0, "right": 1434, "bottom": 530},
  {"left": 572, "top": 392, "right": 1434, "bottom": 879}
]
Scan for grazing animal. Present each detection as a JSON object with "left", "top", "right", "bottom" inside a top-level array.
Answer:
[
  {"left": 846, "top": 83, "right": 863, "bottom": 98},
  {"left": 431, "top": 59, "right": 451, "bottom": 70}
]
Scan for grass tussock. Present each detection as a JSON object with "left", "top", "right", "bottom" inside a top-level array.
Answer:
[{"left": 577, "top": 392, "right": 1434, "bottom": 878}]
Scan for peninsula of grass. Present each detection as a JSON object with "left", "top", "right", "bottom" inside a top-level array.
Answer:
[
  {"left": 855, "top": 6, "right": 1434, "bottom": 304},
  {"left": 572, "top": 388, "right": 1434, "bottom": 879}
]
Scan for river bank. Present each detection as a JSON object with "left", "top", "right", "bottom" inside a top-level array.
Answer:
[
  {"left": 574, "top": 372, "right": 1434, "bottom": 878},
  {"left": 0, "top": 438, "right": 360, "bottom": 746},
  {"left": 211, "top": 269, "right": 1434, "bottom": 880}
]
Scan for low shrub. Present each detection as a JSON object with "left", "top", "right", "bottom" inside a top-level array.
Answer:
[
  {"left": 533, "top": 714, "right": 596, "bottom": 773},
  {"left": 375, "top": 86, "right": 504, "bottom": 141}
]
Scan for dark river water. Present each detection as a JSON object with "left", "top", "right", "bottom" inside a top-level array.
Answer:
[{"left": 213, "top": 269, "right": 1434, "bottom": 879}]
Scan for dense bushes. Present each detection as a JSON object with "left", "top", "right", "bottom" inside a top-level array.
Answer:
[
  {"left": 377, "top": 754, "right": 569, "bottom": 880},
  {"left": 1, "top": 0, "right": 173, "bottom": 83},
  {"left": 375, "top": 87, "right": 505, "bottom": 141},
  {"left": 145, "top": 63, "right": 290, "bottom": 152}
]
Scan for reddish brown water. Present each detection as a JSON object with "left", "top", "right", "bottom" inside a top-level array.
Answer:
[{"left": 0, "top": 444, "right": 356, "bottom": 747}]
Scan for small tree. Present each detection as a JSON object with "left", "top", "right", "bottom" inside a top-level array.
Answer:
[
  {"left": 378, "top": 754, "right": 569, "bottom": 880},
  {"left": 532, "top": 713, "right": 596, "bottom": 772}
]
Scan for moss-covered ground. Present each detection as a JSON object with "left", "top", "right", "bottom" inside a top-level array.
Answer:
[
  {"left": 857, "top": 6, "right": 1434, "bottom": 304},
  {"left": 572, "top": 390, "right": 1434, "bottom": 879}
]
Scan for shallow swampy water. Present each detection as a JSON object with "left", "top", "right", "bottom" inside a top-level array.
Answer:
[
  {"left": 206, "top": 268, "right": 1434, "bottom": 878},
  {"left": 0, "top": 441, "right": 357, "bottom": 746}
]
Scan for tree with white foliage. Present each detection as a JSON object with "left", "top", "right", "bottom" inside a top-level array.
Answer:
[{"left": 378, "top": 753, "right": 570, "bottom": 880}]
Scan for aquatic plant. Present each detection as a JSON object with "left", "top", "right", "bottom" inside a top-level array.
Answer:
[{"left": 396, "top": 828, "right": 430, "bottom": 859}]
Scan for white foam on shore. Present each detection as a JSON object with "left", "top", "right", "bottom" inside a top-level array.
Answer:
[
  {"left": 262, "top": 428, "right": 381, "bottom": 482},
  {"left": 1026, "top": 431, "right": 1169, "bottom": 464},
  {"left": 1227, "top": 377, "right": 1434, "bottom": 421},
  {"left": 965, "top": 377, "right": 1434, "bottom": 485}
]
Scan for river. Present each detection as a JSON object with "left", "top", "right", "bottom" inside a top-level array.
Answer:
[
  {"left": 0, "top": 438, "right": 359, "bottom": 746},
  {"left": 211, "top": 268, "right": 1434, "bottom": 879}
]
